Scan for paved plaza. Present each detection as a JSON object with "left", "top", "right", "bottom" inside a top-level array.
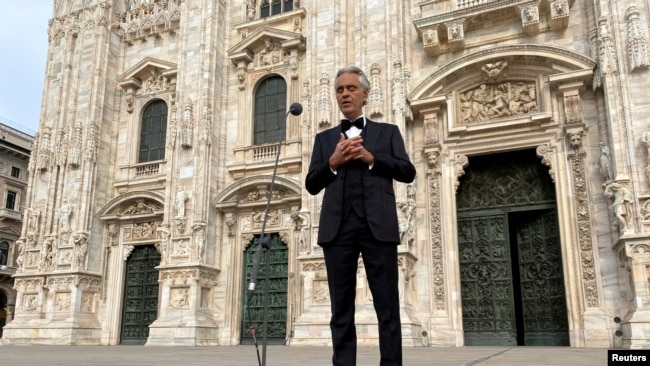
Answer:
[{"left": 0, "top": 345, "right": 609, "bottom": 365}]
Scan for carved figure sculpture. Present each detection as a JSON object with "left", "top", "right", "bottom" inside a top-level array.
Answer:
[
  {"left": 59, "top": 201, "right": 72, "bottom": 233},
  {"left": 604, "top": 182, "right": 634, "bottom": 232},
  {"left": 175, "top": 189, "right": 187, "bottom": 217},
  {"left": 598, "top": 144, "right": 612, "bottom": 182}
]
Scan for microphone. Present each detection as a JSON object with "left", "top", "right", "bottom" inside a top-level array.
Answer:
[{"left": 289, "top": 102, "right": 303, "bottom": 116}]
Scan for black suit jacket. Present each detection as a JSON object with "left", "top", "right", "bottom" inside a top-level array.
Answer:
[{"left": 305, "top": 119, "right": 416, "bottom": 244}]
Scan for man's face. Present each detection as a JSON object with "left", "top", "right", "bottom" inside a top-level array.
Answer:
[{"left": 335, "top": 72, "right": 369, "bottom": 120}]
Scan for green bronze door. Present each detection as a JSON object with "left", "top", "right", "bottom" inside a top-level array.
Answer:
[
  {"left": 457, "top": 150, "right": 569, "bottom": 346},
  {"left": 120, "top": 245, "right": 161, "bottom": 345},
  {"left": 512, "top": 209, "right": 569, "bottom": 346},
  {"left": 241, "top": 233, "right": 288, "bottom": 345},
  {"left": 459, "top": 214, "right": 517, "bottom": 345}
]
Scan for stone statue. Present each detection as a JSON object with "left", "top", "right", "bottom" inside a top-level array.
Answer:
[
  {"left": 641, "top": 132, "right": 650, "bottom": 184},
  {"left": 59, "top": 201, "right": 73, "bottom": 233},
  {"left": 598, "top": 144, "right": 612, "bottom": 182},
  {"left": 224, "top": 213, "right": 236, "bottom": 236},
  {"left": 604, "top": 182, "right": 634, "bottom": 232},
  {"left": 156, "top": 226, "right": 170, "bottom": 262},
  {"left": 175, "top": 189, "right": 187, "bottom": 217},
  {"left": 246, "top": 0, "right": 256, "bottom": 20},
  {"left": 192, "top": 222, "right": 206, "bottom": 261},
  {"left": 181, "top": 101, "right": 194, "bottom": 148},
  {"left": 641, "top": 130, "right": 650, "bottom": 156},
  {"left": 27, "top": 207, "right": 40, "bottom": 233},
  {"left": 74, "top": 233, "right": 89, "bottom": 270},
  {"left": 40, "top": 237, "right": 56, "bottom": 271},
  {"left": 16, "top": 239, "right": 25, "bottom": 270}
]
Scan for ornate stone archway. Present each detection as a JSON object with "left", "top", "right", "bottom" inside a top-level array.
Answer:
[
  {"left": 214, "top": 175, "right": 302, "bottom": 345},
  {"left": 408, "top": 44, "right": 607, "bottom": 347}
]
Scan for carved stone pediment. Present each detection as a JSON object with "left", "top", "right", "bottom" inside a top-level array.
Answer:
[
  {"left": 0, "top": 225, "right": 20, "bottom": 237},
  {"left": 117, "top": 57, "right": 178, "bottom": 96},
  {"left": 97, "top": 191, "right": 165, "bottom": 221},
  {"left": 228, "top": 26, "right": 305, "bottom": 68},
  {"left": 409, "top": 45, "right": 595, "bottom": 138},
  {"left": 214, "top": 176, "right": 302, "bottom": 211}
]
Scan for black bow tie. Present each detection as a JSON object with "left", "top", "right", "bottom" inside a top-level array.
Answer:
[{"left": 341, "top": 118, "right": 364, "bottom": 132}]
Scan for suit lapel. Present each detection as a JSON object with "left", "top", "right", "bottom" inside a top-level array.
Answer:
[
  {"left": 325, "top": 127, "right": 342, "bottom": 155},
  {"left": 362, "top": 119, "right": 381, "bottom": 152}
]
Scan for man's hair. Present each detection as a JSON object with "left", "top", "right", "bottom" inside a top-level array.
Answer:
[{"left": 335, "top": 66, "right": 371, "bottom": 91}]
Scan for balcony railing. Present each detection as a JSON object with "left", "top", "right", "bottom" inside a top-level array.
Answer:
[
  {"left": 135, "top": 162, "right": 161, "bottom": 176},
  {"left": 0, "top": 208, "right": 23, "bottom": 222},
  {"left": 252, "top": 144, "right": 279, "bottom": 161},
  {"left": 114, "top": 160, "right": 168, "bottom": 190},
  {"left": 228, "top": 140, "right": 302, "bottom": 179},
  {"left": 457, "top": 0, "right": 501, "bottom": 9}
]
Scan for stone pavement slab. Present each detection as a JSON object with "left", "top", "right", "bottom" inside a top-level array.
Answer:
[{"left": 0, "top": 345, "right": 608, "bottom": 366}]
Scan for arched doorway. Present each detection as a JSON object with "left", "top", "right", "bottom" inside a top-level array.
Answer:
[
  {"left": 120, "top": 244, "right": 161, "bottom": 345},
  {"left": 457, "top": 149, "right": 569, "bottom": 346},
  {"left": 240, "top": 233, "right": 288, "bottom": 345}
]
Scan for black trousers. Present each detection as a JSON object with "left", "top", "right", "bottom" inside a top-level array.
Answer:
[{"left": 322, "top": 211, "right": 402, "bottom": 366}]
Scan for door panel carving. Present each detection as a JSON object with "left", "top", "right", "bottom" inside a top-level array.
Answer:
[
  {"left": 460, "top": 214, "right": 517, "bottom": 345},
  {"left": 514, "top": 210, "right": 569, "bottom": 346},
  {"left": 120, "top": 245, "right": 160, "bottom": 345},
  {"left": 241, "top": 233, "right": 288, "bottom": 345},
  {"left": 457, "top": 150, "right": 568, "bottom": 346}
]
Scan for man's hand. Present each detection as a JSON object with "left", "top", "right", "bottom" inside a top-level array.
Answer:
[{"left": 329, "top": 133, "right": 374, "bottom": 170}]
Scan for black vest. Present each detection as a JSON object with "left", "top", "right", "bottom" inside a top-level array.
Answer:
[{"left": 342, "top": 159, "right": 366, "bottom": 219}]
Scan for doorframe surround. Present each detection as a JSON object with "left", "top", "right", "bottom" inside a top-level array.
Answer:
[
  {"left": 98, "top": 191, "right": 165, "bottom": 345},
  {"left": 408, "top": 44, "right": 609, "bottom": 347},
  {"left": 214, "top": 175, "right": 301, "bottom": 345}
]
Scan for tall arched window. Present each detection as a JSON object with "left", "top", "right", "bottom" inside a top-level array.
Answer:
[
  {"left": 139, "top": 100, "right": 168, "bottom": 163},
  {"left": 260, "top": 0, "right": 293, "bottom": 18},
  {"left": 254, "top": 76, "right": 287, "bottom": 145}
]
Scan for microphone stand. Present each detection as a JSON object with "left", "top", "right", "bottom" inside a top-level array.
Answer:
[{"left": 246, "top": 103, "right": 302, "bottom": 366}]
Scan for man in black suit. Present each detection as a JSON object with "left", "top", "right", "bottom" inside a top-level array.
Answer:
[{"left": 305, "top": 66, "right": 416, "bottom": 366}]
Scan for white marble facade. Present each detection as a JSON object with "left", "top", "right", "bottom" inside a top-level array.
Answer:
[{"left": 3, "top": 0, "right": 650, "bottom": 349}]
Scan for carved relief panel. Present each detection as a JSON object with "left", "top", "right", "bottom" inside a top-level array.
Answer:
[{"left": 456, "top": 79, "right": 539, "bottom": 125}]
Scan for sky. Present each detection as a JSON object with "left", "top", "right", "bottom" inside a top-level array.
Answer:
[{"left": 0, "top": 1, "right": 51, "bottom": 135}]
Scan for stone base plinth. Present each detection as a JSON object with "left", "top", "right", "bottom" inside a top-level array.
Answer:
[
  {"left": 1, "top": 317, "right": 102, "bottom": 345},
  {"left": 622, "top": 310, "right": 650, "bottom": 349},
  {"left": 146, "top": 313, "right": 219, "bottom": 346}
]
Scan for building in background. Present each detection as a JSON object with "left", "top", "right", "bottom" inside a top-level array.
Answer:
[
  {"left": 2, "top": 0, "right": 650, "bottom": 349},
  {"left": 0, "top": 122, "right": 33, "bottom": 338}
]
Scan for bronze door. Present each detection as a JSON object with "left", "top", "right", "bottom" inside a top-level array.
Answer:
[
  {"left": 512, "top": 209, "right": 569, "bottom": 346},
  {"left": 241, "top": 233, "right": 288, "bottom": 345},
  {"left": 120, "top": 245, "right": 160, "bottom": 345},
  {"left": 457, "top": 150, "right": 568, "bottom": 346},
  {"left": 459, "top": 214, "right": 517, "bottom": 345}
]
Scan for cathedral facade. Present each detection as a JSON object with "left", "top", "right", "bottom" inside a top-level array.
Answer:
[{"left": 2, "top": 0, "right": 650, "bottom": 349}]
